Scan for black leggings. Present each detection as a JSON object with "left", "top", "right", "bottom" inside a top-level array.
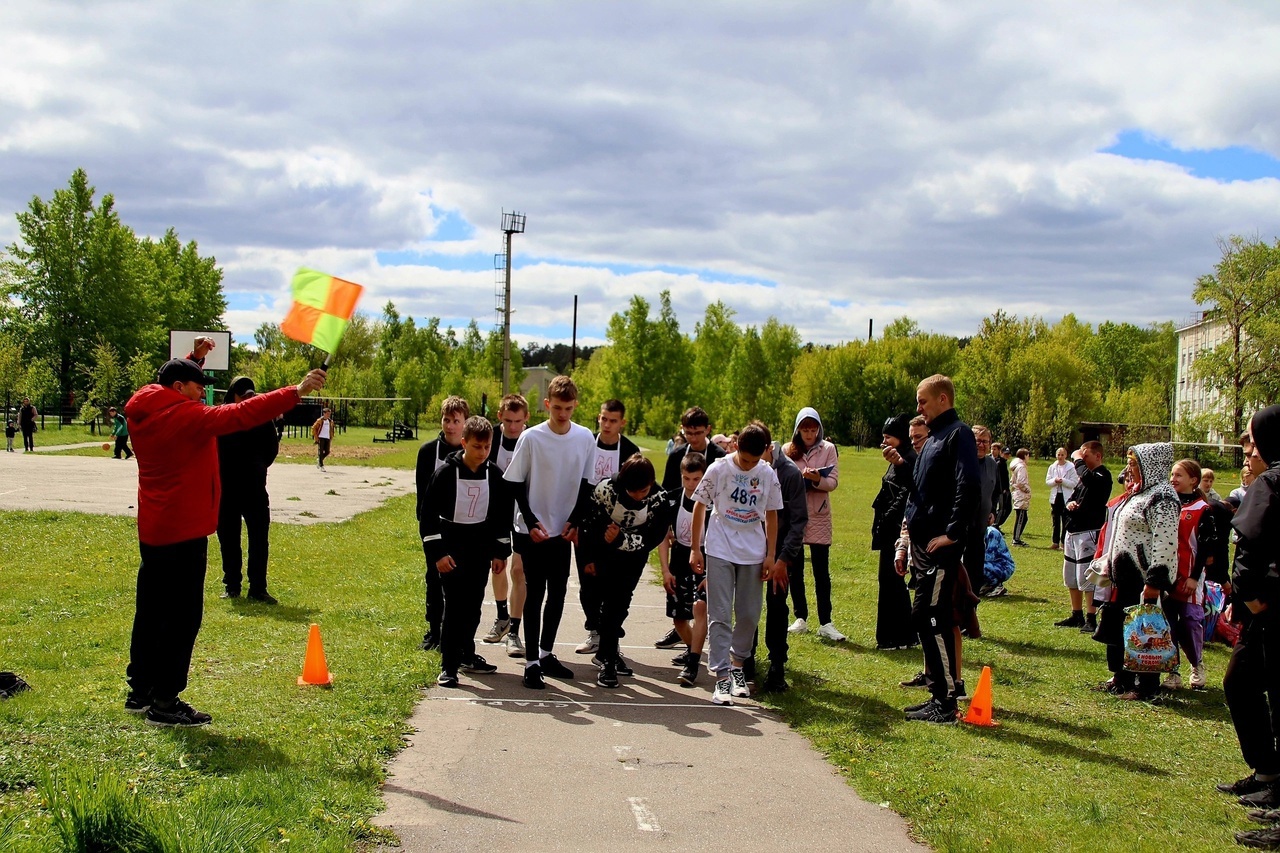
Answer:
[
  {"left": 789, "top": 543, "right": 832, "bottom": 624},
  {"left": 1051, "top": 494, "right": 1068, "bottom": 545},
  {"left": 516, "top": 535, "right": 571, "bottom": 662},
  {"left": 1012, "top": 509, "right": 1028, "bottom": 543}
]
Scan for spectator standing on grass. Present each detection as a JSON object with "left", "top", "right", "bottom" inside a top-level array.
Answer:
[
  {"left": 899, "top": 374, "right": 980, "bottom": 725},
  {"left": 415, "top": 395, "right": 470, "bottom": 652},
  {"left": 4, "top": 418, "right": 14, "bottom": 452},
  {"left": 1046, "top": 447, "right": 1079, "bottom": 550},
  {"left": 1054, "top": 441, "right": 1111, "bottom": 633},
  {"left": 311, "top": 407, "right": 335, "bottom": 471},
  {"left": 991, "top": 442, "right": 1012, "bottom": 528},
  {"left": 216, "top": 377, "right": 281, "bottom": 603},
  {"left": 1009, "top": 449, "right": 1032, "bottom": 545},
  {"left": 784, "top": 407, "right": 845, "bottom": 642},
  {"left": 108, "top": 406, "right": 133, "bottom": 459},
  {"left": 18, "top": 397, "right": 36, "bottom": 452},
  {"left": 1162, "top": 458, "right": 1216, "bottom": 692},
  {"left": 967, "top": 426, "right": 1000, "bottom": 597},
  {"left": 872, "top": 414, "right": 919, "bottom": 650},
  {"left": 1218, "top": 407, "right": 1280, "bottom": 843},
  {"left": 124, "top": 356, "right": 326, "bottom": 726},
  {"left": 1230, "top": 466, "right": 1255, "bottom": 508},
  {"left": 1087, "top": 443, "right": 1179, "bottom": 702}
]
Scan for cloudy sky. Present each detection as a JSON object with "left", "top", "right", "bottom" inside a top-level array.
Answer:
[{"left": 3, "top": 1, "right": 1279, "bottom": 347}]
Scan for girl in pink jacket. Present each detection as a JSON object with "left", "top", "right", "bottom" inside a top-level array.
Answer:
[{"left": 784, "top": 407, "right": 845, "bottom": 641}]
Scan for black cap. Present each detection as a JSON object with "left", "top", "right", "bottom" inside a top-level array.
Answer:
[
  {"left": 157, "top": 358, "right": 213, "bottom": 387},
  {"left": 225, "top": 375, "right": 256, "bottom": 402},
  {"left": 882, "top": 413, "right": 911, "bottom": 443}
]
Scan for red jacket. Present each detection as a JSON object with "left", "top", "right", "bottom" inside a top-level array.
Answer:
[{"left": 126, "top": 383, "right": 301, "bottom": 546}]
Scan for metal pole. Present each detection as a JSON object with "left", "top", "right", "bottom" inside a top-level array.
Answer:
[
  {"left": 572, "top": 295, "right": 578, "bottom": 371},
  {"left": 868, "top": 318, "right": 874, "bottom": 341},
  {"left": 502, "top": 230, "right": 513, "bottom": 395}
]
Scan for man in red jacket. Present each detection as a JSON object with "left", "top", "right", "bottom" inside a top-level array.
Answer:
[{"left": 124, "top": 356, "right": 326, "bottom": 727}]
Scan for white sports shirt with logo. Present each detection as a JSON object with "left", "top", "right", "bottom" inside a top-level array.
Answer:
[{"left": 692, "top": 455, "right": 783, "bottom": 565}]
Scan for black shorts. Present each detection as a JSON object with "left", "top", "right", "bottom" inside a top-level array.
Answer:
[{"left": 665, "top": 542, "right": 706, "bottom": 620}]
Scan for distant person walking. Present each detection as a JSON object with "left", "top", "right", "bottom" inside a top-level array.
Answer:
[
  {"left": 312, "top": 407, "right": 335, "bottom": 470},
  {"left": 18, "top": 398, "right": 36, "bottom": 452},
  {"left": 109, "top": 406, "right": 133, "bottom": 459}
]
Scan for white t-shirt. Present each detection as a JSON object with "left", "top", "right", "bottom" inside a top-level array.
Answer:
[
  {"left": 692, "top": 455, "right": 783, "bottom": 565},
  {"left": 503, "top": 420, "right": 595, "bottom": 537},
  {"left": 318, "top": 420, "right": 331, "bottom": 440}
]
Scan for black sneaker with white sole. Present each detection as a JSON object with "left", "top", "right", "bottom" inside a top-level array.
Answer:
[
  {"left": 437, "top": 671, "right": 459, "bottom": 688},
  {"left": 539, "top": 654, "right": 574, "bottom": 679},
  {"left": 460, "top": 655, "right": 497, "bottom": 674},
  {"left": 590, "top": 654, "right": 632, "bottom": 676},
  {"left": 597, "top": 662, "right": 619, "bottom": 688},
  {"left": 655, "top": 628, "right": 683, "bottom": 649},
  {"left": 145, "top": 699, "right": 212, "bottom": 727},
  {"left": 678, "top": 660, "right": 700, "bottom": 687},
  {"left": 124, "top": 692, "right": 150, "bottom": 714},
  {"left": 904, "top": 699, "right": 957, "bottom": 724}
]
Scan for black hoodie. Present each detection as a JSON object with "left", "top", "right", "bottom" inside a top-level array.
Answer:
[
  {"left": 1232, "top": 405, "right": 1280, "bottom": 609},
  {"left": 419, "top": 450, "right": 512, "bottom": 565}
]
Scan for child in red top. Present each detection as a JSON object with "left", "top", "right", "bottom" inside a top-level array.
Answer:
[{"left": 1165, "top": 458, "right": 1218, "bottom": 691}]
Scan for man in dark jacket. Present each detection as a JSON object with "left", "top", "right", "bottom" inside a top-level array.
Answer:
[
  {"left": 902, "top": 374, "right": 980, "bottom": 725},
  {"left": 991, "top": 443, "right": 1012, "bottom": 528},
  {"left": 1220, "top": 405, "right": 1280, "bottom": 825},
  {"left": 965, "top": 426, "right": 999, "bottom": 596},
  {"left": 125, "top": 353, "right": 325, "bottom": 727},
  {"left": 743, "top": 439, "right": 808, "bottom": 692},
  {"left": 873, "top": 414, "right": 917, "bottom": 650},
  {"left": 1056, "top": 441, "right": 1112, "bottom": 632},
  {"left": 216, "top": 377, "right": 282, "bottom": 602}
]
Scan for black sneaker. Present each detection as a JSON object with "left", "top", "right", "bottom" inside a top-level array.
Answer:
[
  {"left": 1080, "top": 614, "right": 1098, "bottom": 634},
  {"left": 904, "top": 698, "right": 934, "bottom": 713},
  {"left": 145, "top": 699, "right": 212, "bottom": 728},
  {"left": 124, "top": 692, "right": 150, "bottom": 714},
  {"left": 460, "top": 655, "right": 497, "bottom": 674},
  {"left": 905, "top": 699, "right": 957, "bottom": 724},
  {"left": 614, "top": 656, "right": 633, "bottom": 677},
  {"left": 1237, "top": 826, "right": 1280, "bottom": 849},
  {"left": 522, "top": 664, "right": 545, "bottom": 690},
  {"left": 955, "top": 679, "right": 967, "bottom": 699},
  {"left": 437, "top": 671, "right": 459, "bottom": 688},
  {"left": 597, "top": 662, "right": 619, "bottom": 688},
  {"left": 421, "top": 632, "right": 440, "bottom": 652},
  {"left": 1248, "top": 808, "right": 1280, "bottom": 824},
  {"left": 654, "top": 628, "right": 683, "bottom": 649},
  {"left": 246, "top": 591, "right": 278, "bottom": 605},
  {"left": 1054, "top": 612, "right": 1085, "bottom": 628},
  {"left": 1241, "top": 785, "right": 1280, "bottom": 808},
  {"left": 1221, "top": 774, "right": 1272, "bottom": 796},
  {"left": 220, "top": 589, "right": 241, "bottom": 599},
  {"left": 742, "top": 658, "right": 757, "bottom": 683},
  {"left": 672, "top": 650, "right": 692, "bottom": 666},
  {"left": 539, "top": 654, "right": 573, "bottom": 679},
  {"left": 678, "top": 660, "right": 700, "bottom": 687},
  {"left": 899, "top": 671, "right": 929, "bottom": 688},
  {"left": 760, "top": 664, "right": 787, "bottom": 693}
]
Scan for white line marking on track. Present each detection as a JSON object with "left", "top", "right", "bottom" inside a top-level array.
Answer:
[{"left": 628, "top": 797, "right": 661, "bottom": 832}]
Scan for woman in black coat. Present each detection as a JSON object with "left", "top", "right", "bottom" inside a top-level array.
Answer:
[{"left": 871, "top": 414, "right": 919, "bottom": 650}]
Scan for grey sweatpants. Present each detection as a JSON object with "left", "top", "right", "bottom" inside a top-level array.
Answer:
[{"left": 705, "top": 555, "right": 764, "bottom": 676}]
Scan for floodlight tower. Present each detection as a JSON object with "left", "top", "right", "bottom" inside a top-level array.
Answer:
[{"left": 497, "top": 210, "right": 526, "bottom": 394}]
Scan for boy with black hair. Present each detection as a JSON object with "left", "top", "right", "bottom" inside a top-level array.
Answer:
[
  {"left": 691, "top": 422, "right": 784, "bottom": 705},
  {"left": 421, "top": 416, "right": 511, "bottom": 687},
  {"left": 503, "top": 376, "right": 597, "bottom": 689},
  {"left": 656, "top": 406, "right": 725, "bottom": 648},
  {"left": 575, "top": 453, "right": 674, "bottom": 687},
  {"left": 484, "top": 394, "right": 529, "bottom": 657},
  {"left": 575, "top": 398, "right": 642, "bottom": 655},
  {"left": 659, "top": 451, "right": 711, "bottom": 685},
  {"left": 416, "top": 396, "right": 471, "bottom": 651}
]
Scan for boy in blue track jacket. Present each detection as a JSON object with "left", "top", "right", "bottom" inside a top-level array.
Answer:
[{"left": 421, "top": 416, "right": 512, "bottom": 687}]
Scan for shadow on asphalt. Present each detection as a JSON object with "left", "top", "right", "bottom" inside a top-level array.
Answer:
[{"left": 382, "top": 783, "right": 522, "bottom": 823}]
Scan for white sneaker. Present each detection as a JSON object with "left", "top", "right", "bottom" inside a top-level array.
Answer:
[
  {"left": 505, "top": 632, "right": 525, "bottom": 658},
  {"left": 787, "top": 618, "right": 808, "bottom": 634},
  {"left": 1162, "top": 671, "right": 1183, "bottom": 691},
  {"left": 712, "top": 678, "right": 734, "bottom": 705},
  {"left": 1190, "top": 663, "right": 1207, "bottom": 690},
  {"left": 817, "top": 622, "right": 847, "bottom": 642},
  {"left": 729, "top": 668, "right": 750, "bottom": 698},
  {"left": 575, "top": 631, "right": 600, "bottom": 654}
]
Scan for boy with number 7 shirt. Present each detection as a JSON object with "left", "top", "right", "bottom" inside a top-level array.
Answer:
[
  {"left": 420, "top": 417, "right": 512, "bottom": 688},
  {"left": 690, "top": 422, "right": 785, "bottom": 705}
]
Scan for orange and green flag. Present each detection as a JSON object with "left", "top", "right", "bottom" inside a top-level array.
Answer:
[{"left": 280, "top": 268, "right": 365, "bottom": 354}]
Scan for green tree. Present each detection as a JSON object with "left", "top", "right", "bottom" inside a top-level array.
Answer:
[
  {"left": 0, "top": 332, "right": 24, "bottom": 411},
  {"left": 20, "top": 357, "right": 60, "bottom": 410},
  {"left": 126, "top": 349, "right": 156, "bottom": 396},
  {"left": 690, "top": 302, "right": 741, "bottom": 430},
  {"left": 1191, "top": 234, "right": 1280, "bottom": 437}
]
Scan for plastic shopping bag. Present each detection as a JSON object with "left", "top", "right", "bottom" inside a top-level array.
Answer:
[{"left": 1122, "top": 603, "right": 1180, "bottom": 674}]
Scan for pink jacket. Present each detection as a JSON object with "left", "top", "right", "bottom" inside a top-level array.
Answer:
[{"left": 785, "top": 407, "right": 839, "bottom": 545}]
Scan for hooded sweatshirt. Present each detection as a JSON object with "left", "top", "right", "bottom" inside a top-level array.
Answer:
[
  {"left": 1232, "top": 405, "right": 1280, "bottom": 609},
  {"left": 126, "top": 383, "right": 302, "bottom": 546},
  {"left": 1088, "top": 442, "right": 1180, "bottom": 592},
  {"left": 786, "top": 407, "right": 839, "bottom": 545},
  {"left": 419, "top": 450, "right": 513, "bottom": 565}
]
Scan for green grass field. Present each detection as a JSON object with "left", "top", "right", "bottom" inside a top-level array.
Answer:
[{"left": 0, "top": 445, "right": 1253, "bottom": 851}]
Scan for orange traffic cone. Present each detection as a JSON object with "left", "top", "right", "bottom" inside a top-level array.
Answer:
[
  {"left": 962, "top": 665, "right": 997, "bottom": 727},
  {"left": 297, "top": 623, "right": 333, "bottom": 687}
]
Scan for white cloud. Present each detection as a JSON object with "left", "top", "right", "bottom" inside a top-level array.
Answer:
[{"left": 2, "top": 0, "right": 1280, "bottom": 346}]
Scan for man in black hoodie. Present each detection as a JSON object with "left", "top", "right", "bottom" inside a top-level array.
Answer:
[
  {"left": 415, "top": 395, "right": 470, "bottom": 651},
  {"left": 1219, "top": 405, "right": 1280, "bottom": 829},
  {"left": 901, "top": 374, "right": 980, "bottom": 725},
  {"left": 1055, "top": 441, "right": 1112, "bottom": 633},
  {"left": 216, "top": 377, "right": 282, "bottom": 603}
]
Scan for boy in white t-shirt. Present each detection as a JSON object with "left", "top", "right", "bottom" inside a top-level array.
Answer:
[
  {"left": 690, "top": 422, "right": 784, "bottom": 705},
  {"left": 503, "top": 376, "right": 597, "bottom": 690}
]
